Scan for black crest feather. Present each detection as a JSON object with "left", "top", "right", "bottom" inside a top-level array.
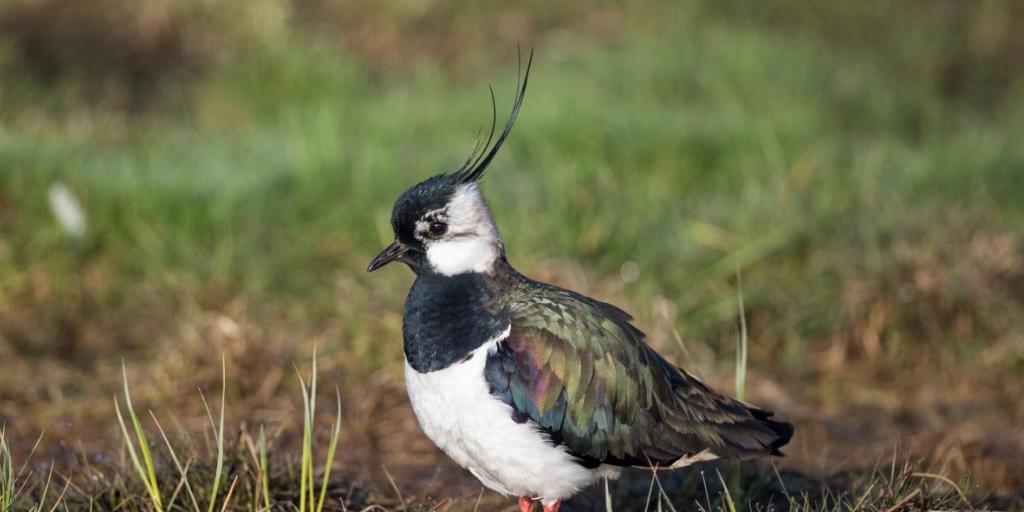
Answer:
[{"left": 452, "top": 48, "right": 533, "bottom": 184}]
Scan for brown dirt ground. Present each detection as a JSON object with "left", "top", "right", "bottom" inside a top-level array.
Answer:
[{"left": 3, "top": 299, "right": 1023, "bottom": 508}]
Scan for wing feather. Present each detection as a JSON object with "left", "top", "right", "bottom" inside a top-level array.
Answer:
[{"left": 484, "top": 281, "right": 792, "bottom": 467}]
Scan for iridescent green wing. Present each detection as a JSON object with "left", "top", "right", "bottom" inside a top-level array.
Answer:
[{"left": 484, "top": 283, "right": 791, "bottom": 466}]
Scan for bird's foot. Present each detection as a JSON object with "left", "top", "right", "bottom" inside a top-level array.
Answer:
[
  {"left": 542, "top": 501, "right": 561, "bottom": 512},
  {"left": 518, "top": 496, "right": 534, "bottom": 512}
]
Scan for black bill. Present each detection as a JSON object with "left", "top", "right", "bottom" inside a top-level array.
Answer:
[{"left": 367, "top": 240, "right": 408, "bottom": 272}]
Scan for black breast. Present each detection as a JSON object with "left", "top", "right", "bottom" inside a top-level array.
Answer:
[{"left": 403, "top": 272, "right": 509, "bottom": 373}]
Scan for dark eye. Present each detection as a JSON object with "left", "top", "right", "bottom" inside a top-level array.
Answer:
[{"left": 428, "top": 221, "right": 448, "bottom": 237}]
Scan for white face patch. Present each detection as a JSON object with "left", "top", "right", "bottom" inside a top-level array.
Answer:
[
  {"left": 427, "top": 238, "right": 498, "bottom": 275},
  {"left": 422, "top": 184, "right": 502, "bottom": 276}
]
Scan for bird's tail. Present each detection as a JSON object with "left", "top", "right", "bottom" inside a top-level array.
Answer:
[{"left": 745, "top": 406, "right": 794, "bottom": 456}]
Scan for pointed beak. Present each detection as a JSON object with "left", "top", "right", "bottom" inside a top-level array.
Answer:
[{"left": 367, "top": 240, "right": 408, "bottom": 272}]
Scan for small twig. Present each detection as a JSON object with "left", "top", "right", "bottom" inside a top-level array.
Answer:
[
  {"left": 11, "top": 431, "right": 47, "bottom": 502},
  {"left": 911, "top": 472, "right": 972, "bottom": 509},
  {"left": 472, "top": 488, "right": 484, "bottom": 512},
  {"left": 643, "top": 470, "right": 657, "bottom": 512},
  {"left": 217, "top": 475, "right": 240, "bottom": 512},
  {"left": 45, "top": 473, "right": 73, "bottom": 512},
  {"left": 770, "top": 460, "right": 792, "bottom": 504},
  {"left": 850, "top": 479, "right": 878, "bottom": 512},
  {"left": 381, "top": 465, "right": 407, "bottom": 510},
  {"left": 889, "top": 444, "right": 899, "bottom": 485},
  {"left": 165, "top": 459, "right": 193, "bottom": 512},
  {"left": 651, "top": 469, "right": 679, "bottom": 512},
  {"left": 700, "top": 471, "right": 713, "bottom": 512},
  {"left": 357, "top": 505, "right": 393, "bottom": 512},
  {"left": 883, "top": 488, "right": 921, "bottom": 512}
]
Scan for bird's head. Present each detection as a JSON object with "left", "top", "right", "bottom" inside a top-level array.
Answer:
[{"left": 367, "top": 51, "right": 532, "bottom": 277}]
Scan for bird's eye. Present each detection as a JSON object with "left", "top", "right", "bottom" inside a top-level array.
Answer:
[{"left": 428, "top": 221, "right": 448, "bottom": 237}]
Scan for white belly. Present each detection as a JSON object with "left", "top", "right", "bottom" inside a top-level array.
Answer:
[{"left": 403, "top": 327, "right": 608, "bottom": 501}]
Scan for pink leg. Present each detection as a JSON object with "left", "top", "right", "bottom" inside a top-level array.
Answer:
[
  {"left": 518, "top": 496, "right": 534, "bottom": 512},
  {"left": 542, "top": 501, "right": 561, "bottom": 512}
]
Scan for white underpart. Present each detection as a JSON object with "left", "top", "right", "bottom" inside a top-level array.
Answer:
[
  {"left": 404, "top": 326, "right": 620, "bottom": 503},
  {"left": 425, "top": 184, "right": 501, "bottom": 276}
]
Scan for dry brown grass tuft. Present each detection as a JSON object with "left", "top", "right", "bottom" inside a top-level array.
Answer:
[
  {"left": 0, "top": 0, "right": 291, "bottom": 108},
  {"left": 295, "top": 0, "right": 645, "bottom": 75}
]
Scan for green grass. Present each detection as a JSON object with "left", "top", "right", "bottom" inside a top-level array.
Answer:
[
  {"left": 116, "top": 364, "right": 167, "bottom": 511},
  {"left": 109, "top": 354, "right": 344, "bottom": 512},
  {"left": 2, "top": 3, "right": 1022, "bottom": 375},
  {"left": 296, "top": 352, "right": 343, "bottom": 512},
  {"left": 0, "top": 430, "right": 66, "bottom": 512},
  {"left": 0, "top": 429, "right": 16, "bottom": 511}
]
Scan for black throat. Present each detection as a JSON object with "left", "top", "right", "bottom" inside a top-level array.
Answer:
[{"left": 403, "top": 270, "right": 510, "bottom": 373}]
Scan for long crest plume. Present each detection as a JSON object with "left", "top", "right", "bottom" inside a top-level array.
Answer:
[{"left": 451, "top": 48, "right": 534, "bottom": 184}]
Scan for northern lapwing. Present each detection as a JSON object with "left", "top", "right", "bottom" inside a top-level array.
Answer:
[{"left": 367, "top": 51, "right": 793, "bottom": 512}]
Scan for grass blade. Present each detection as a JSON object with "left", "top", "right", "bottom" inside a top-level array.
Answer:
[
  {"left": 1, "top": 429, "right": 14, "bottom": 512},
  {"left": 315, "top": 390, "right": 343, "bottom": 512},
  {"left": 151, "top": 413, "right": 201, "bottom": 512},
  {"left": 201, "top": 358, "right": 228, "bottom": 512},
  {"left": 716, "top": 471, "right": 737, "bottom": 512},
  {"left": 117, "top": 365, "right": 163, "bottom": 512},
  {"left": 258, "top": 427, "right": 271, "bottom": 512},
  {"left": 308, "top": 351, "right": 317, "bottom": 511},
  {"left": 734, "top": 265, "right": 748, "bottom": 402},
  {"left": 296, "top": 368, "right": 310, "bottom": 512}
]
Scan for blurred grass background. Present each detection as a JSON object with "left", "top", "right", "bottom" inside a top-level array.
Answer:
[{"left": 1, "top": 0, "right": 1023, "bottom": 507}]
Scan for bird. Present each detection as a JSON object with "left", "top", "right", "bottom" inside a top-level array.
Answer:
[{"left": 366, "top": 51, "right": 793, "bottom": 512}]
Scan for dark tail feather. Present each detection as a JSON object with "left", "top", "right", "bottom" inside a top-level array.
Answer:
[{"left": 748, "top": 407, "right": 794, "bottom": 456}]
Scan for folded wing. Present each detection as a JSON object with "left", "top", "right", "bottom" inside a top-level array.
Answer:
[{"left": 485, "top": 284, "right": 792, "bottom": 467}]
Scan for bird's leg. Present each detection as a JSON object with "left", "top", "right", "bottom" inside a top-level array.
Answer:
[
  {"left": 518, "top": 496, "right": 534, "bottom": 512},
  {"left": 541, "top": 501, "right": 561, "bottom": 512}
]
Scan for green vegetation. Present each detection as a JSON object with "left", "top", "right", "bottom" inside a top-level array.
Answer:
[
  {"left": 3, "top": 2, "right": 1021, "bottom": 364},
  {"left": 1, "top": 0, "right": 1022, "bottom": 509},
  {"left": 106, "top": 356, "right": 345, "bottom": 511}
]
